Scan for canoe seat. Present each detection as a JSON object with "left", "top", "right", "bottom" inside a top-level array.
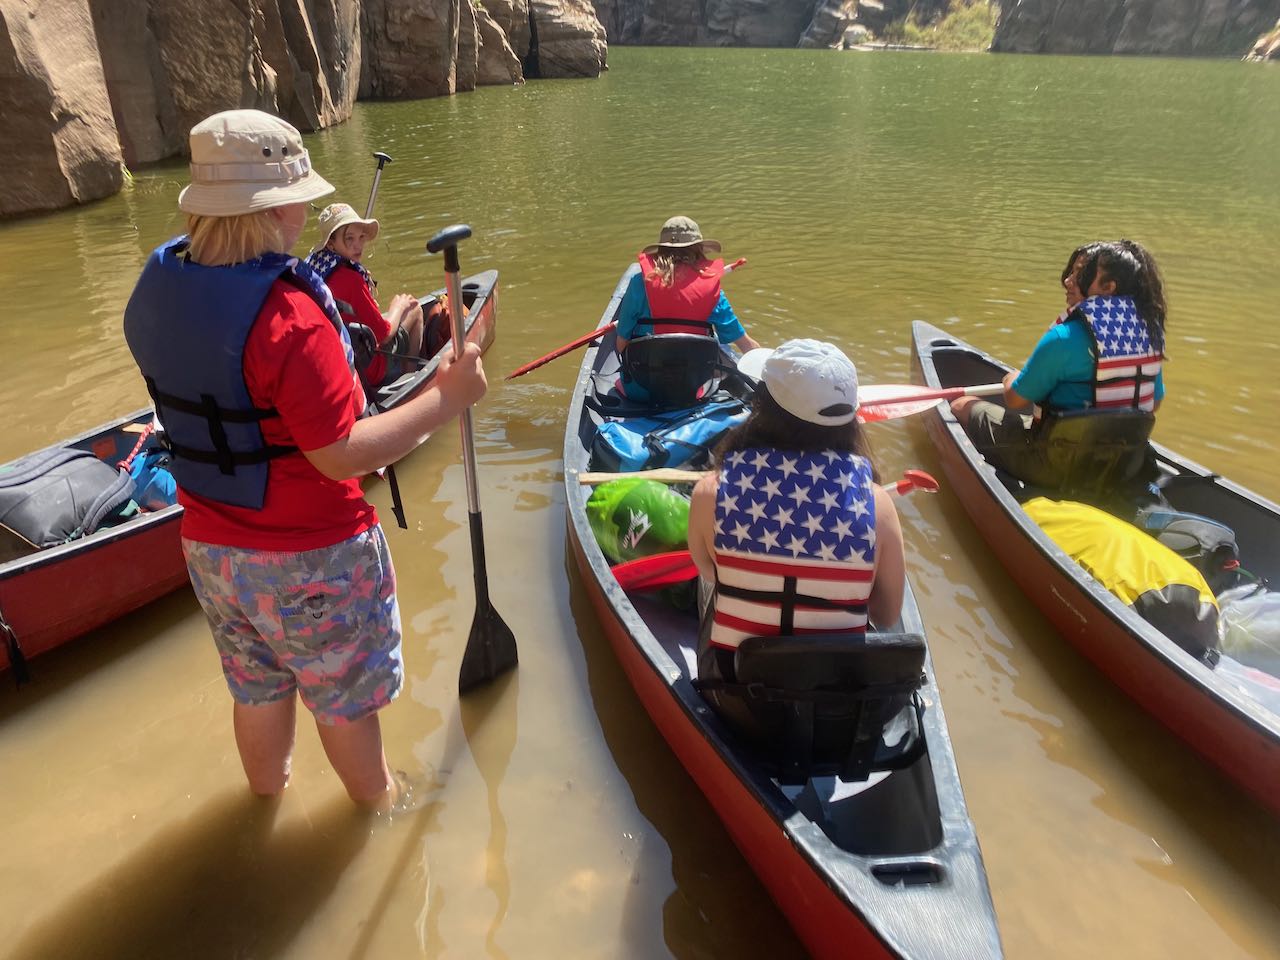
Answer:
[
  {"left": 622, "top": 334, "right": 725, "bottom": 410},
  {"left": 1038, "top": 408, "right": 1155, "bottom": 497},
  {"left": 698, "top": 633, "right": 927, "bottom": 785}
]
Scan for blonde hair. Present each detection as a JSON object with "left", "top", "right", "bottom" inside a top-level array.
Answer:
[
  {"left": 646, "top": 244, "right": 706, "bottom": 287},
  {"left": 186, "top": 210, "right": 286, "bottom": 266}
]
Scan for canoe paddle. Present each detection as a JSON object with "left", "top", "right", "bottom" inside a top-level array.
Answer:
[
  {"left": 365, "top": 151, "right": 393, "bottom": 219},
  {"left": 427, "top": 225, "right": 518, "bottom": 694},
  {"left": 856, "top": 381, "right": 1004, "bottom": 423},
  {"left": 504, "top": 257, "right": 748, "bottom": 381},
  {"left": 610, "top": 469, "right": 940, "bottom": 592}
]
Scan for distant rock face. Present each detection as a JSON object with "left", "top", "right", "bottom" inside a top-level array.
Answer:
[
  {"left": 0, "top": 0, "right": 123, "bottom": 218},
  {"left": 527, "top": 0, "right": 608, "bottom": 77},
  {"left": 361, "top": 0, "right": 460, "bottom": 99},
  {"left": 992, "top": 0, "right": 1280, "bottom": 56},
  {"left": 480, "top": 0, "right": 532, "bottom": 58},
  {"left": 592, "top": 0, "right": 864, "bottom": 47},
  {"left": 475, "top": 2, "right": 526, "bottom": 83},
  {"left": 89, "top": 0, "right": 361, "bottom": 167}
]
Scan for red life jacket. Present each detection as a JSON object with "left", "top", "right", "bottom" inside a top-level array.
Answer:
[{"left": 636, "top": 252, "right": 725, "bottom": 335}]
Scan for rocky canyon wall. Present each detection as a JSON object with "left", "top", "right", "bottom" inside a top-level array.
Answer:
[
  {"left": 592, "top": 0, "right": 859, "bottom": 47},
  {"left": 992, "top": 0, "right": 1280, "bottom": 57},
  {"left": 2, "top": 0, "right": 605, "bottom": 218}
]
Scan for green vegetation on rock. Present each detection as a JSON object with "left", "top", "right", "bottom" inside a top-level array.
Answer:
[{"left": 883, "top": 0, "right": 1000, "bottom": 52}]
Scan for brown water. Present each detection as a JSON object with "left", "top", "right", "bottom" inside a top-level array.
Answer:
[{"left": 2, "top": 48, "right": 1279, "bottom": 958}]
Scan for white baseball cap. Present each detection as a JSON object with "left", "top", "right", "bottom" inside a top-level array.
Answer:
[
  {"left": 178, "top": 110, "right": 334, "bottom": 216},
  {"left": 759, "top": 339, "right": 860, "bottom": 426}
]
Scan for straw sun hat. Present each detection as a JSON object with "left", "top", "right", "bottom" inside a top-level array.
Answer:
[{"left": 177, "top": 109, "right": 334, "bottom": 217}]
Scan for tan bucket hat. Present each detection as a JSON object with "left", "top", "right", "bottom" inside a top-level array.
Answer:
[
  {"left": 314, "top": 202, "right": 380, "bottom": 250},
  {"left": 641, "top": 215, "right": 722, "bottom": 255},
  {"left": 177, "top": 109, "right": 334, "bottom": 216}
]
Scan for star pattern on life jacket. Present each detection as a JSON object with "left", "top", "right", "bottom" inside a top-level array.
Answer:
[
  {"left": 1078, "top": 296, "right": 1153, "bottom": 359},
  {"left": 714, "top": 448, "right": 875, "bottom": 565}
]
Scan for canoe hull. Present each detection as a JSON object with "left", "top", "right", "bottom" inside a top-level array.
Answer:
[
  {"left": 911, "top": 321, "right": 1280, "bottom": 816},
  {"left": 0, "top": 272, "right": 500, "bottom": 673}
]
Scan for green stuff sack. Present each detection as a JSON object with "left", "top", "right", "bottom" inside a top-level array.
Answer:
[
  {"left": 587, "top": 478, "right": 691, "bottom": 565},
  {"left": 1024, "top": 497, "right": 1220, "bottom": 664}
]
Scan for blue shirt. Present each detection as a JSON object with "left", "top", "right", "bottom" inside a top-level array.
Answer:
[
  {"left": 615, "top": 270, "right": 746, "bottom": 345},
  {"left": 1011, "top": 319, "right": 1166, "bottom": 411}
]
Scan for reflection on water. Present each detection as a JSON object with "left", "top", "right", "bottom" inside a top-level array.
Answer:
[{"left": 1, "top": 47, "right": 1279, "bottom": 958}]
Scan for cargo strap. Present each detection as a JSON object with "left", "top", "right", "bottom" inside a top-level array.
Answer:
[{"left": 0, "top": 608, "right": 29, "bottom": 686}]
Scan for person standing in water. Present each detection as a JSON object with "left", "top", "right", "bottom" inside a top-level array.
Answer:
[{"left": 123, "top": 110, "right": 487, "bottom": 810}]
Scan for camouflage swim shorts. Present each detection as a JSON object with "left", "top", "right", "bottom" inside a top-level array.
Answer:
[{"left": 182, "top": 526, "right": 402, "bottom": 724}]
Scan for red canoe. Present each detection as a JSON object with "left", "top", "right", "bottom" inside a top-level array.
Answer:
[
  {"left": 559, "top": 268, "right": 1003, "bottom": 958},
  {"left": 0, "top": 271, "right": 500, "bottom": 674},
  {"left": 911, "top": 319, "right": 1280, "bottom": 816}
]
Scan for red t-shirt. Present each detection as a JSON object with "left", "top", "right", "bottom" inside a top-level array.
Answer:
[
  {"left": 326, "top": 263, "right": 390, "bottom": 384},
  {"left": 178, "top": 280, "right": 378, "bottom": 551}
]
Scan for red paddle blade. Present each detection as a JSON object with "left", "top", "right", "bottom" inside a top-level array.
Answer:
[
  {"left": 857, "top": 396, "right": 948, "bottom": 423},
  {"left": 892, "top": 469, "right": 940, "bottom": 495},
  {"left": 611, "top": 551, "right": 698, "bottom": 593}
]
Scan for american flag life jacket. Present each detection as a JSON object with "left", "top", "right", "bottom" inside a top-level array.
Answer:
[
  {"left": 710, "top": 448, "right": 877, "bottom": 650},
  {"left": 1068, "top": 295, "right": 1163, "bottom": 412},
  {"left": 635, "top": 252, "right": 724, "bottom": 336}
]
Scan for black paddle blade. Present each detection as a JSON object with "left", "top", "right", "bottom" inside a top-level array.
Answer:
[{"left": 458, "top": 603, "right": 518, "bottom": 694}]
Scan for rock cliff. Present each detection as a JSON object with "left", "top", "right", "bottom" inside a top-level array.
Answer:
[
  {"left": 593, "top": 0, "right": 859, "bottom": 46},
  {"left": 992, "top": 0, "right": 1280, "bottom": 57},
  {"left": 1246, "top": 16, "right": 1280, "bottom": 56},
  {"left": 1, "top": 0, "right": 123, "bottom": 217},
  {"left": 2, "top": 0, "right": 605, "bottom": 218}
]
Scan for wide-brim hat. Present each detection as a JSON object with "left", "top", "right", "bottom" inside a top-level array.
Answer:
[
  {"left": 177, "top": 109, "right": 334, "bottom": 217},
  {"left": 752, "top": 339, "right": 860, "bottom": 426},
  {"left": 641, "top": 215, "right": 722, "bottom": 255},
  {"left": 314, "top": 202, "right": 380, "bottom": 249}
]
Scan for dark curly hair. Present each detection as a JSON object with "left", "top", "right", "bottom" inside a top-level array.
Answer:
[
  {"left": 712, "top": 385, "right": 879, "bottom": 482},
  {"left": 1070, "top": 239, "right": 1167, "bottom": 354}
]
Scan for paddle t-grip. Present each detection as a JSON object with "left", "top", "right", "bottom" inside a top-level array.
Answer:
[
  {"left": 365, "top": 151, "right": 394, "bottom": 219},
  {"left": 373, "top": 151, "right": 393, "bottom": 169},
  {"left": 426, "top": 224, "right": 472, "bottom": 275}
]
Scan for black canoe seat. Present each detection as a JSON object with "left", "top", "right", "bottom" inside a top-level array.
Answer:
[
  {"left": 700, "top": 633, "right": 928, "bottom": 786},
  {"left": 622, "top": 333, "right": 724, "bottom": 410},
  {"left": 1039, "top": 408, "right": 1155, "bottom": 498}
]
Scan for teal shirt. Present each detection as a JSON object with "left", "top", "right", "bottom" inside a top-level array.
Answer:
[{"left": 1011, "top": 320, "right": 1166, "bottom": 411}]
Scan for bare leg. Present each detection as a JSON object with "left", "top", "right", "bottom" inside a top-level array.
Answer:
[
  {"left": 315, "top": 712, "right": 395, "bottom": 809},
  {"left": 950, "top": 396, "right": 981, "bottom": 427},
  {"left": 402, "top": 302, "right": 424, "bottom": 358},
  {"left": 233, "top": 696, "right": 297, "bottom": 796}
]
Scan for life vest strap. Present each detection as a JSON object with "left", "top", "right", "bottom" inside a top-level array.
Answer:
[{"left": 641, "top": 316, "right": 714, "bottom": 334}]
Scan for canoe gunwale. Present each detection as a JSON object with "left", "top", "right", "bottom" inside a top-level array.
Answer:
[{"left": 910, "top": 320, "right": 1280, "bottom": 813}]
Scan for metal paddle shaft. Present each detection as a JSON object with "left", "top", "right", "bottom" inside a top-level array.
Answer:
[
  {"left": 426, "top": 224, "right": 518, "bottom": 693},
  {"left": 365, "top": 152, "right": 393, "bottom": 219}
]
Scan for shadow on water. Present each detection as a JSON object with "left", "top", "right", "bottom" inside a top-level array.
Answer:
[
  {"left": 0, "top": 588, "right": 197, "bottom": 718},
  {"left": 563, "top": 546, "right": 807, "bottom": 960},
  {"left": 904, "top": 429, "right": 1280, "bottom": 946},
  {"left": 461, "top": 673, "right": 519, "bottom": 959},
  {"left": 8, "top": 790, "right": 371, "bottom": 960}
]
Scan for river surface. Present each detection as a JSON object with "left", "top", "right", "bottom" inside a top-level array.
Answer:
[{"left": 1, "top": 47, "right": 1278, "bottom": 959}]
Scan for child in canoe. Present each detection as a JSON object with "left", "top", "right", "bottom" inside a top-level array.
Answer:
[{"left": 308, "top": 202, "right": 450, "bottom": 388}]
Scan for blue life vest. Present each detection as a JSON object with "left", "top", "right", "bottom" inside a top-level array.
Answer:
[{"left": 123, "top": 237, "right": 356, "bottom": 510}]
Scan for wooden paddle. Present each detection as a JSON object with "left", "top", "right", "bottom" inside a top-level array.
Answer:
[
  {"left": 504, "top": 257, "right": 748, "bottom": 381},
  {"left": 427, "top": 225, "right": 518, "bottom": 694},
  {"left": 610, "top": 469, "right": 940, "bottom": 592}
]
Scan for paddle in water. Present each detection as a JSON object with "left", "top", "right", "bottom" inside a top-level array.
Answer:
[
  {"left": 504, "top": 258, "right": 748, "bottom": 381},
  {"left": 612, "top": 469, "right": 940, "bottom": 592},
  {"left": 427, "top": 225, "right": 518, "bottom": 694}
]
